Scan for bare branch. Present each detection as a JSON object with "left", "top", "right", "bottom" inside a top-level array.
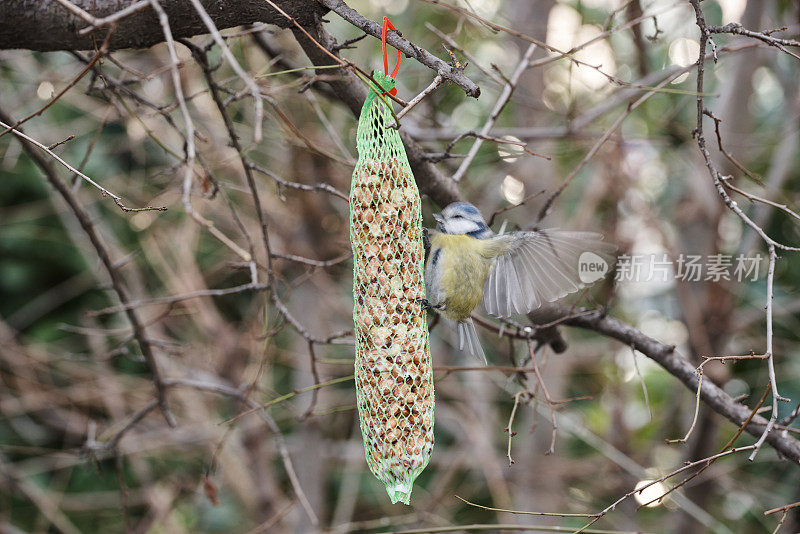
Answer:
[
  {"left": 0, "top": 105, "right": 175, "bottom": 427},
  {"left": 289, "top": 21, "right": 464, "bottom": 207},
  {"left": 452, "top": 43, "right": 536, "bottom": 181},
  {"left": 316, "top": 0, "right": 481, "bottom": 98},
  {"left": 0, "top": 0, "right": 325, "bottom": 51},
  {"left": 559, "top": 306, "right": 800, "bottom": 463},
  {"left": 0, "top": 119, "right": 166, "bottom": 213}
]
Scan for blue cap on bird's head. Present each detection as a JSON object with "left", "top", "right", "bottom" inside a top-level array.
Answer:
[{"left": 435, "top": 202, "right": 494, "bottom": 239}]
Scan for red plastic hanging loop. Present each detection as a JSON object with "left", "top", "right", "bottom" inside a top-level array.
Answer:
[{"left": 381, "top": 16, "right": 402, "bottom": 96}]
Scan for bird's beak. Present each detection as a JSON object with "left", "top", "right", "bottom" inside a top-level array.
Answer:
[{"left": 433, "top": 213, "right": 445, "bottom": 232}]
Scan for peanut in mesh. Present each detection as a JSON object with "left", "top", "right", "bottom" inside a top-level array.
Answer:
[{"left": 351, "top": 157, "right": 433, "bottom": 495}]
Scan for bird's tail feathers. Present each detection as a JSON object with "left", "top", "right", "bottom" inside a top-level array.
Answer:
[{"left": 455, "top": 318, "right": 487, "bottom": 364}]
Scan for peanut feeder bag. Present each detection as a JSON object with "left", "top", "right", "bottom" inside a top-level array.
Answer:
[{"left": 349, "top": 18, "right": 434, "bottom": 505}]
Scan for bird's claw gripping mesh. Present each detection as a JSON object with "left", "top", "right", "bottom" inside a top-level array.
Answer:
[{"left": 350, "top": 72, "right": 434, "bottom": 504}]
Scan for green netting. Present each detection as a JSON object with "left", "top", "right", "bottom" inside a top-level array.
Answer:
[{"left": 350, "top": 72, "right": 434, "bottom": 505}]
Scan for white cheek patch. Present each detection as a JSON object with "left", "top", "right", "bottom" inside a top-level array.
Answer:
[{"left": 445, "top": 219, "right": 479, "bottom": 235}]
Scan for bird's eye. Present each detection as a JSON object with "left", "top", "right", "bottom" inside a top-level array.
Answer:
[{"left": 452, "top": 214, "right": 462, "bottom": 219}]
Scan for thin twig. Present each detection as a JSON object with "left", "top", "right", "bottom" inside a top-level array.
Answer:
[
  {"left": 151, "top": 1, "right": 254, "bottom": 267},
  {"left": 164, "top": 378, "right": 319, "bottom": 526},
  {"left": 425, "top": 22, "right": 505, "bottom": 85},
  {"left": 631, "top": 345, "right": 651, "bottom": 422},
  {"left": 388, "top": 75, "right": 444, "bottom": 129},
  {"left": 452, "top": 43, "right": 536, "bottom": 181},
  {"left": 666, "top": 371, "right": 703, "bottom": 444},
  {"left": 504, "top": 391, "right": 524, "bottom": 466},
  {"left": 220, "top": 375, "right": 354, "bottom": 424},
  {"left": 0, "top": 119, "right": 166, "bottom": 213},
  {"left": 749, "top": 246, "right": 782, "bottom": 460},
  {"left": 486, "top": 190, "right": 547, "bottom": 227},
  {"left": 186, "top": 0, "right": 264, "bottom": 143},
  {"left": 721, "top": 176, "right": 800, "bottom": 224},
  {"left": 456, "top": 495, "right": 598, "bottom": 518},
  {"left": 78, "top": 0, "right": 151, "bottom": 34},
  {"left": 249, "top": 162, "right": 349, "bottom": 201},
  {"left": 85, "top": 400, "right": 160, "bottom": 452},
  {"left": 87, "top": 283, "right": 271, "bottom": 316},
  {"left": 536, "top": 66, "right": 687, "bottom": 222},
  {"left": 394, "top": 524, "right": 646, "bottom": 533},
  {"left": 765, "top": 501, "right": 800, "bottom": 516},
  {"left": 574, "top": 446, "right": 755, "bottom": 533},
  {"left": 0, "top": 30, "right": 113, "bottom": 138},
  {"left": 301, "top": 341, "right": 322, "bottom": 419},
  {"left": 637, "top": 384, "right": 771, "bottom": 509},
  {"left": 696, "top": 351, "right": 769, "bottom": 372},
  {"left": 527, "top": 340, "right": 557, "bottom": 455}
]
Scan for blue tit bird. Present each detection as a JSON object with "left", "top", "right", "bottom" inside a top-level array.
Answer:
[{"left": 423, "top": 202, "right": 616, "bottom": 362}]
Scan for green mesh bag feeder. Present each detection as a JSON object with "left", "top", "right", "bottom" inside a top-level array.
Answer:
[{"left": 349, "top": 18, "right": 433, "bottom": 505}]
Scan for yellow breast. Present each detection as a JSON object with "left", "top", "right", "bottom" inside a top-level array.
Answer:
[{"left": 431, "top": 234, "right": 494, "bottom": 321}]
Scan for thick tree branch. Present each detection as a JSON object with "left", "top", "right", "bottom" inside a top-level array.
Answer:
[
  {"left": 0, "top": 0, "right": 481, "bottom": 102},
  {"left": 0, "top": 0, "right": 325, "bottom": 51},
  {"left": 316, "top": 0, "right": 481, "bottom": 98},
  {"left": 557, "top": 306, "right": 800, "bottom": 464}
]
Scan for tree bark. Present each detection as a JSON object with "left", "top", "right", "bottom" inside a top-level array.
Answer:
[{"left": 0, "top": 0, "right": 325, "bottom": 51}]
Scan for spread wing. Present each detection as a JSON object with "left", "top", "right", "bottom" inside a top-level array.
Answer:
[{"left": 482, "top": 230, "right": 616, "bottom": 317}]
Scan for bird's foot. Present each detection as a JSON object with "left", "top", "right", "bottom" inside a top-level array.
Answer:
[{"left": 420, "top": 299, "right": 444, "bottom": 312}]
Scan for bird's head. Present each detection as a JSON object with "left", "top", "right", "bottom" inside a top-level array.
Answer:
[{"left": 434, "top": 202, "right": 493, "bottom": 239}]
